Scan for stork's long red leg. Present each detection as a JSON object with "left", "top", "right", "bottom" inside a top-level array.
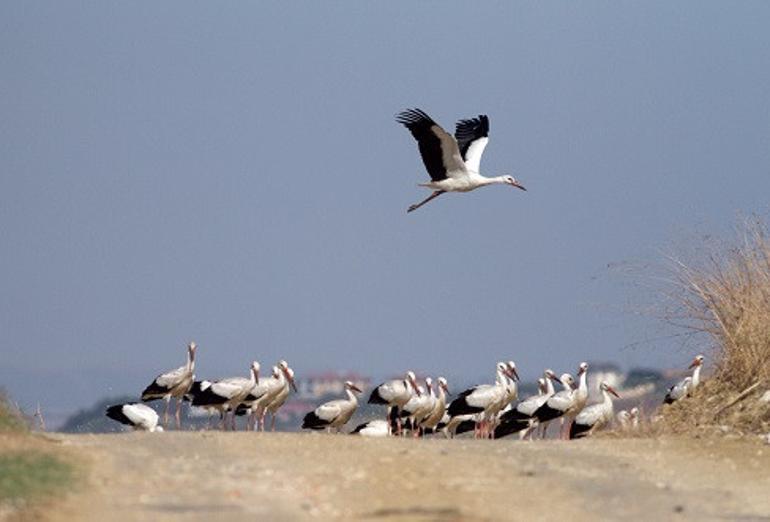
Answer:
[{"left": 407, "top": 190, "right": 445, "bottom": 213}]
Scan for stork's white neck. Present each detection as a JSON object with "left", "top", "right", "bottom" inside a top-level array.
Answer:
[
  {"left": 691, "top": 365, "right": 702, "bottom": 388},
  {"left": 545, "top": 376, "right": 555, "bottom": 395},
  {"left": 577, "top": 371, "right": 588, "bottom": 398},
  {"left": 345, "top": 388, "right": 358, "bottom": 404},
  {"left": 187, "top": 349, "right": 195, "bottom": 371}
]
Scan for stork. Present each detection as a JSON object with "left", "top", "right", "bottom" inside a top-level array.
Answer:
[
  {"left": 569, "top": 382, "right": 621, "bottom": 439},
  {"left": 234, "top": 366, "right": 278, "bottom": 430},
  {"left": 105, "top": 403, "right": 163, "bottom": 432},
  {"left": 141, "top": 341, "right": 196, "bottom": 429},
  {"left": 254, "top": 361, "right": 295, "bottom": 431},
  {"left": 420, "top": 377, "right": 450, "bottom": 434},
  {"left": 399, "top": 379, "right": 434, "bottom": 437},
  {"left": 494, "top": 370, "right": 556, "bottom": 439},
  {"left": 663, "top": 354, "right": 704, "bottom": 404},
  {"left": 395, "top": 108, "right": 526, "bottom": 213},
  {"left": 189, "top": 361, "right": 260, "bottom": 430},
  {"left": 351, "top": 419, "right": 391, "bottom": 437},
  {"left": 302, "top": 381, "right": 363, "bottom": 433},
  {"left": 447, "top": 362, "right": 513, "bottom": 439},
  {"left": 264, "top": 365, "right": 297, "bottom": 431},
  {"left": 563, "top": 362, "right": 590, "bottom": 437},
  {"left": 531, "top": 372, "right": 576, "bottom": 439},
  {"left": 368, "top": 371, "right": 421, "bottom": 435}
]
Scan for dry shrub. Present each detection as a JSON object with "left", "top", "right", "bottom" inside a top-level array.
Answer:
[{"left": 658, "top": 217, "right": 770, "bottom": 436}]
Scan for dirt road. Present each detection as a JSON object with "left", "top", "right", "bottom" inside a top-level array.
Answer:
[{"left": 41, "top": 432, "right": 770, "bottom": 521}]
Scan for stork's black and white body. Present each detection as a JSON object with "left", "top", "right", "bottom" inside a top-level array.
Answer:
[
  {"left": 233, "top": 367, "right": 278, "bottom": 430},
  {"left": 495, "top": 370, "right": 556, "bottom": 439},
  {"left": 399, "top": 379, "right": 434, "bottom": 437},
  {"left": 105, "top": 403, "right": 163, "bottom": 432},
  {"left": 189, "top": 361, "right": 260, "bottom": 430},
  {"left": 251, "top": 361, "right": 296, "bottom": 431},
  {"left": 569, "top": 382, "right": 621, "bottom": 439},
  {"left": 563, "top": 362, "right": 590, "bottom": 438},
  {"left": 396, "top": 109, "right": 526, "bottom": 213},
  {"left": 663, "top": 354, "right": 705, "bottom": 405},
  {"left": 351, "top": 419, "right": 391, "bottom": 437},
  {"left": 368, "top": 371, "right": 421, "bottom": 435},
  {"left": 141, "top": 342, "right": 196, "bottom": 429},
  {"left": 446, "top": 362, "right": 513, "bottom": 439},
  {"left": 302, "top": 381, "right": 363, "bottom": 433},
  {"left": 420, "top": 377, "right": 450, "bottom": 434},
  {"left": 531, "top": 372, "right": 576, "bottom": 439}
]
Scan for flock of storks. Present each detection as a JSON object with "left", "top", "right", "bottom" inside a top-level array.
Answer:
[
  {"left": 106, "top": 109, "right": 706, "bottom": 439},
  {"left": 105, "top": 342, "right": 705, "bottom": 440}
]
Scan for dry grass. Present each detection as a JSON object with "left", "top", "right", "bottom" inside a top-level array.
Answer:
[{"left": 657, "top": 218, "right": 770, "bottom": 436}]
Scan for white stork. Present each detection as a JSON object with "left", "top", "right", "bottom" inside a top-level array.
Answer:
[
  {"left": 531, "top": 372, "right": 576, "bottom": 439},
  {"left": 420, "top": 377, "right": 450, "bottom": 434},
  {"left": 141, "top": 341, "right": 196, "bottom": 428},
  {"left": 446, "top": 362, "right": 513, "bottom": 439},
  {"left": 563, "top": 362, "right": 590, "bottom": 437},
  {"left": 351, "top": 419, "right": 391, "bottom": 437},
  {"left": 663, "top": 354, "right": 705, "bottom": 405},
  {"left": 105, "top": 403, "right": 163, "bottom": 432},
  {"left": 570, "top": 382, "right": 621, "bottom": 439},
  {"left": 302, "top": 381, "right": 363, "bottom": 433},
  {"left": 396, "top": 108, "right": 526, "bottom": 213},
  {"left": 495, "top": 369, "right": 556, "bottom": 439},
  {"left": 264, "top": 365, "right": 297, "bottom": 431},
  {"left": 368, "top": 371, "right": 421, "bottom": 435},
  {"left": 189, "top": 361, "right": 260, "bottom": 430},
  {"left": 234, "top": 366, "right": 278, "bottom": 430},
  {"left": 399, "top": 380, "right": 434, "bottom": 437},
  {"left": 253, "top": 361, "right": 295, "bottom": 432}
]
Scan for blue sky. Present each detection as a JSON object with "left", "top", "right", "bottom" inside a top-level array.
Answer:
[{"left": 2, "top": 2, "right": 769, "bottom": 416}]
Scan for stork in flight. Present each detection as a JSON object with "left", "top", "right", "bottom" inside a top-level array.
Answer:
[{"left": 396, "top": 108, "right": 526, "bottom": 213}]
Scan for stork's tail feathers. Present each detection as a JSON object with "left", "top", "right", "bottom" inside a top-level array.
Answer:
[{"left": 301, "top": 411, "right": 328, "bottom": 430}]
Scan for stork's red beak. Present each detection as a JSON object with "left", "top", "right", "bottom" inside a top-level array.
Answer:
[
  {"left": 510, "top": 367, "right": 520, "bottom": 381},
  {"left": 607, "top": 386, "right": 621, "bottom": 399},
  {"left": 350, "top": 384, "right": 363, "bottom": 394},
  {"left": 688, "top": 359, "right": 701, "bottom": 369}
]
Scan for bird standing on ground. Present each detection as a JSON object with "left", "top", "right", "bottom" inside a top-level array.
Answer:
[
  {"left": 368, "top": 371, "right": 421, "bottom": 435},
  {"left": 265, "top": 365, "right": 297, "bottom": 431},
  {"left": 141, "top": 342, "right": 197, "bottom": 429},
  {"left": 569, "top": 382, "right": 621, "bottom": 439},
  {"left": 420, "top": 377, "right": 450, "bottom": 434},
  {"left": 396, "top": 108, "right": 526, "bottom": 213},
  {"left": 190, "top": 361, "right": 260, "bottom": 430},
  {"left": 302, "top": 381, "right": 363, "bottom": 433},
  {"left": 663, "top": 354, "right": 705, "bottom": 405}
]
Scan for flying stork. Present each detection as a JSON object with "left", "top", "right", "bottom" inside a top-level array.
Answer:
[
  {"left": 141, "top": 341, "right": 197, "bottom": 429},
  {"left": 396, "top": 108, "right": 526, "bottom": 213}
]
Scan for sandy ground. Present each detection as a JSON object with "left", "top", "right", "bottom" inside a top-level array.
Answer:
[{"left": 23, "top": 432, "right": 770, "bottom": 521}]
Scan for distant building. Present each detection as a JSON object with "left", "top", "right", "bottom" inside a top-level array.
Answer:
[{"left": 297, "top": 371, "right": 370, "bottom": 400}]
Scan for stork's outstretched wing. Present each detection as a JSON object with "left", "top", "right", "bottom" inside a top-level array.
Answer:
[
  {"left": 396, "top": 108, "right": 466, "bottom": 181},
  {"left": 455, "top": 115, "right": 489, "bottom": 173}
]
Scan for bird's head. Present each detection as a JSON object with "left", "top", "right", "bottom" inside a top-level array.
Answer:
[
  {"left": 506, "top": 361, "right": 520, "bottom": 382},
  {"left": 503, "top": 175, "right": 526, "bottom": 191},
  {"left": 578, "top": 362, "right": 589, "bottom": 375},
  {"left": 689, "top": 354, "right": 705, "bottom": 368},
  {"left": 437, "top": 377, "right": 449, "bottom": 394},
  {"left": 283, "top": 366, "right": 297, "bottom": 392},
  {"left": 425, "top": 376, "right": 433, "bottom": 389},
  {"left": 600, "top": 382, "right": 621, "bottom": 399},
  {"left": 561, "top": 373, "right": 576, "bottom": 389},
  {"left": 345, "top": 381, "right": 363, "bottom": 394},
  {"left": 406, "top": 371, "right": 420, "bottom": 395},
  {"left": 537, "top": 378, "right": 547, "bottom": 393}
]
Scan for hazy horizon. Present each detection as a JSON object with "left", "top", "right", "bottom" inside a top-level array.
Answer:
[{"left": 2, "top": 2, "right": 770, "bottom": 419}]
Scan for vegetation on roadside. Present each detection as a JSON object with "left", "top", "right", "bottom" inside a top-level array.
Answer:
[
  {"left": 657, "top": 218, "right": 770, "bottom": 436},
  {"left": 0, "top": 452, "right": 74, "bottom": 504},
  {"left": 0, "top": 392, "right": 77, "bottom": 511}
]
